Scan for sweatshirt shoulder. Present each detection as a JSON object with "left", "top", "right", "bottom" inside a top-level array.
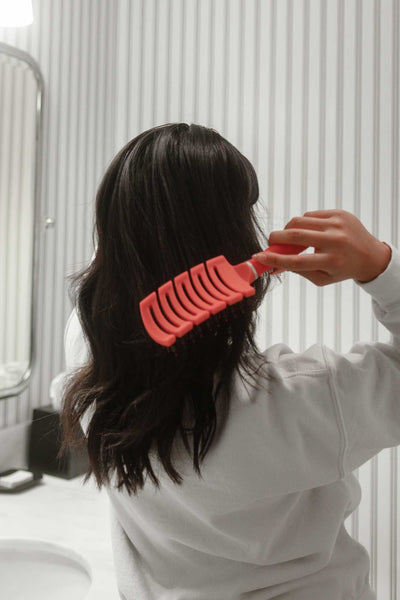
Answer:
[{"left": 260, "top": 342, "right": 329, "bottom": 378}]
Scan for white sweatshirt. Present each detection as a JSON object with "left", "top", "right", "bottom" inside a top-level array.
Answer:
[{"left": 64, "top": 242, "right": 400, "bottom": 600}]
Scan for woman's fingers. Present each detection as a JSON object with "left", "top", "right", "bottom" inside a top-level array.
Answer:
[
  {"left": 252, "top": 209, "right": 387, "bottom": 286},
  {"left": 253, "top": 249, "right": 331, "bottom": 272}
]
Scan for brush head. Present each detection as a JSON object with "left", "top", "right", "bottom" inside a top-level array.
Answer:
[
  {"left": 139, "top": 243, "right": 307, "bottom": 349},
  {"left": 139, "top": 255, "right": 257, "bottom": 348}
]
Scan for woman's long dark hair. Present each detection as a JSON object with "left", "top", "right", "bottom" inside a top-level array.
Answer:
[{"left": 59, "top": 123, "right": 276, "bottom": 496}]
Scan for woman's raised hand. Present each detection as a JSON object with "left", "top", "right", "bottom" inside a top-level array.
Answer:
[{"left": 252, "top": 209, "right": 392, "bottom": 286}]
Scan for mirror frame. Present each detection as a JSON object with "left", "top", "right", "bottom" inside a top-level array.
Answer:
[{"left": 0, "top": 42, "right": 44, "bottom": 400}]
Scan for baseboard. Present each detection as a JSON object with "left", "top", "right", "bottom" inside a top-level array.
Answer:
[{"left": 0, "top": 422, "right": 30, "bottom": 472}]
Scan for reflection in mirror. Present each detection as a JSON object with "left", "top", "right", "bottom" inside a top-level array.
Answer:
[{"left": 0, "top": 43, "right": 43, "bottom": 399}]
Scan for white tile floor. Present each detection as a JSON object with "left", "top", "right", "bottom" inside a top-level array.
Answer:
[{"left": 0, "top": 473, "right": 120, "bottom": 599}]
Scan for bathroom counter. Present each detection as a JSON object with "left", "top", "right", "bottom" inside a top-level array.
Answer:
[{"left": 0, "top": 473, "right": 119, "bottom": 599}]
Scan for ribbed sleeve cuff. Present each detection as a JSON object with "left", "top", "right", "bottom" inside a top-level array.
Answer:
[{"left": 354, "top": 242, "right": 400, "bottom": 307}]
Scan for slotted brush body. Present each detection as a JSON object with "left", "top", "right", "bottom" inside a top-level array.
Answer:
[{"left": 140, "top": 243, "right": 307, "bottom": 347}]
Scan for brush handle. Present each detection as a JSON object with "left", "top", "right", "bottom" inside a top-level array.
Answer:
[{"left": 249, "top": 243, "right": 308, "bottom": 278}]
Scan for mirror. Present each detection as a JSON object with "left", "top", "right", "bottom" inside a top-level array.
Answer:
[{"left": 0, "top": 43, "right": 43, "bottom": 399}]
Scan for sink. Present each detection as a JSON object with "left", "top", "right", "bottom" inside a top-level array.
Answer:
[{"left": 0, "top": 538, "right": 92, "bottom": 599}]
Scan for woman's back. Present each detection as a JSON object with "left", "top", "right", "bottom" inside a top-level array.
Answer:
[
  {"left": 61, "top": 124, "right": 399, "bottom": 599},
  {"left": 66, "top": 239, "right": 399, "bottom": 599}
]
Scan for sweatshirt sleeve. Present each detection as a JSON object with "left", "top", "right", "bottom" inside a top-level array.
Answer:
[
  {"left": 64, "top": 307, "right": 90, "bottom": 372},
  {"left": 63, "top": 250, "right": 96, "bottom": 374},
  {"left": 322, "top": 241, "right": 400, "bottom": 476},
  {"left": 64, "top": 306, "right": 93, "bottom": 436},
  {"left": 63, "top": 250, "right": 96, "bottom": 436}
]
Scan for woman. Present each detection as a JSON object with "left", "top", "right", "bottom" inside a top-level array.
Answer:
[{"left": 60, "top": 122, "right": 397, "bottom": 599}]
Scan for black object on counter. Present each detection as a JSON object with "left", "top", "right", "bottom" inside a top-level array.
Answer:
[{"left": 28, "top": 404, "right": 89, "bottom": 479}]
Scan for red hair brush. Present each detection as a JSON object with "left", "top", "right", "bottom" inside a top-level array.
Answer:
[{"left": 139, "top": 243, "right": 307, "bottom": 348}]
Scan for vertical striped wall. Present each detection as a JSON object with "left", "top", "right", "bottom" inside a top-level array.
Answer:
[{"left": 0, "top": 1, "right": 399, "bottom": 597}]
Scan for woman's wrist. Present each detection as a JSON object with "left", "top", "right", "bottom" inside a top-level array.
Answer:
[{"left": 356, "top": 241, "right": 392, "bottom": 283}]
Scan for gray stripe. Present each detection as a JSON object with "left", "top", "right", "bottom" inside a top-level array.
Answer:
[{"left": 245, "top": 260, "right": 260, "bottom": 281}]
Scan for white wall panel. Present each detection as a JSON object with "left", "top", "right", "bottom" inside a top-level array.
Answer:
[{"left": 0, "top": 0, "right": 399, "bottom": 596}]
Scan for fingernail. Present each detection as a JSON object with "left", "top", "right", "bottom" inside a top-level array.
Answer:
[{"left": 252, "top": 253, "right": 265, "bottom": 261}]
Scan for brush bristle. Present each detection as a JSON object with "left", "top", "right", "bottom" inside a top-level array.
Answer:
[{"left": 163, "top": 298, "right": 247, "bottom": 355}]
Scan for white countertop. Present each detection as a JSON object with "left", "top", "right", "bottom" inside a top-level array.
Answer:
[{"left": 0, "top": 472, "right": 120, "bottom": 599}]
